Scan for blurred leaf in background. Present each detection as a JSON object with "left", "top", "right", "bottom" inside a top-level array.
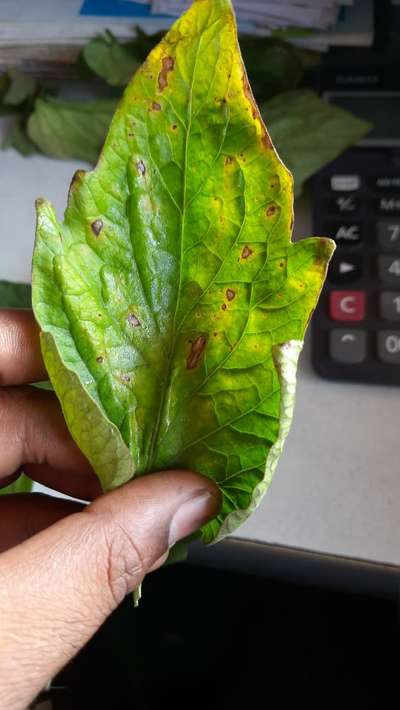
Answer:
[
  {"left": 27, "top": 97, "right": 117, "bottom": 162},
  {"left": 2, "top": 69, "right": 37, "bottom": 106},
  {"left": 263, "top": 90, "right": 372, "bottom": 196},
  {"left": 0, "top": 31, "right": 373, "bottom": 203},
  {"left": 0, "top": 280, "right": 31, "bottom": 308},
  {"left": 3, "top": 122, "right": 38, "bottom": 156},
  {"left": 81, "top": 30, "right": 139, "bottom": 87},
  {"left": 239, "top": 37, "right": 305, "bottom": 100},
  {"left": 0, "top": 280, "right": 33, "bottom": 495}
]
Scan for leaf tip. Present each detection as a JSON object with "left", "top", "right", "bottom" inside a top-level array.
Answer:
[
  {"left": 316, "top": 236, "right": 336, "bottom": 265},
  {"left": 68, "top": 168, "right": 87, "bottom": 195}
]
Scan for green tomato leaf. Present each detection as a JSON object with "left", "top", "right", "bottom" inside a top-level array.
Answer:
[
  {"left": 32, "top": 0, "right": 334, "bottom": 544},
  {"left": 263, "top": 89, "right": 372, "bottom": 197},
  {"left": 27, "top": 97, "right": 117, "bottom": 163},
  {"left": 82, "top": 31, "right": 140, "bottom": 87}
]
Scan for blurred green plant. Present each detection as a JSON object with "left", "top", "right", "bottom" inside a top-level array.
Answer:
[{"left": 0, "top": 29, "right": 372, "bottom": 195}]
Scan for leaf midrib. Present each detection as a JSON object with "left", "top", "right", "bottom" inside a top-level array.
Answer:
[{"left": 144, "top": 34, "right": 203, "bottom": 472}]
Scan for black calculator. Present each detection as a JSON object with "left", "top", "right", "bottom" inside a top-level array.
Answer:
[{"left": 311, "top": 89, "right": 400, "bottom": 385}]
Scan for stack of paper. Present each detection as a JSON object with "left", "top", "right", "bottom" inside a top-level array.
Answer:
[
  {"left": 0, "top": 0, "right": 374, "bottom": 73},
  {"left": 152, "top": 1, "right": 341, "bottom": 30},
  {"left": 150, "top": 0, "right": 374, "bottom": 48}
]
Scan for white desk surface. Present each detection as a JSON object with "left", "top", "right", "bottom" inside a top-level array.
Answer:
[{"left": 1, "top": 126, "right": 399, "bottom": 570}]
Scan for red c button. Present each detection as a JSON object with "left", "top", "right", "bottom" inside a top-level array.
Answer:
[{"left": 330, "top": 291, "right": 366, "bottom": 322}]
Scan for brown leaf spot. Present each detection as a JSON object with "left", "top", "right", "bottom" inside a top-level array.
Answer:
[
  {"left": 221, "top": 303, "right": 227, "bottom": 311},
  {"left": 242, "top": 72, "right": 259, "bottom": 121},
  {"left": 242, "top": 72, "right": 252, "bottom": 101},
  {"left": 137, "top": 160, "right": 146, "bottom": 176},
  {"left": 224, "top": 155, "right": 233, "bottom": 165},
  {"left": 241, "top": 245, "right": 253, "bottom": 259},
  {"left": 91, "top": 219, "right": 103, "bottom": 236},
  {"left": 186, "top": 335, "right": 207, "bottom": 370},
  {"left": 266, "top": 204, "right": 277, "bottom": 217},
  {"left": 96, "top": 356, "right": 104, "bottom": 364},
  {"left": 226, "top": 288, "right": 235, "bottom": 301},
  {"left": 122, "top": 374, "right": 131, "bottom": 383},
  {"left": 158, "top": 56, "right": 174, "bottom": 91},
  {"left": 262, "top": 132, "right": 272, "bottom": 149},
  {"left": 171, "top": 124, "right": 177, "bottom": 130},
  {"left": 127, "top": 313, "right": 141, "bottom": 327},
  {"left": 151, "top": 101, "right": 161, "bottom": 111},
  {"left": 269, "top": 174, "right": 280, "bottom": 191}
]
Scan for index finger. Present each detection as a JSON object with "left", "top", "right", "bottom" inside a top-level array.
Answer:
[{"left": 0, "top": 309, "right": 47, "bottom": 385}]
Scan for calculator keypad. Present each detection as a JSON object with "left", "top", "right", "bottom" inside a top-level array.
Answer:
[
  {"left": 327, "top": 221, "right": 362, "bottom": 247},
  {"left": 329, "top": 255, "right": 363, "bottom": 284},
  {"left": 329, "top": 291, "right": 365, "bottom": 322},
  {"left": 377, "top": 221, "right": 400, "bottom": 250},
  {"left": 325, "top": 195, "right": 360, "bottom": 214},
  {"left": 330, "top": 330, "right": 367, "bottom": 364},
  {"left": 311, "top": 148, "right": 400, "bottom": 385},
  {"left": 379, "top": 292, "right": 400, "bottom": 320},
  {"left": 378, "top": 255, "right": 400, "bottom": 284},
  {"left": 377, "top": 331, "right": 400, "bottom": 363}
]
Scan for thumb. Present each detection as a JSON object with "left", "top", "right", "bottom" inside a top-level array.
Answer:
[{"left": 0, "top": 470, "right": 219, "bottom": 710}]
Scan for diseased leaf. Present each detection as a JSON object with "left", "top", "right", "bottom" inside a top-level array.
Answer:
[
  {"left": 27, "top": 97, "right": 117, "bottom": 163},
  {"left": 32, "top": 0, "right": 334, "bottom": 544},
  {"left": 263, "top": 89, "right": 372, "bottom": 196},
  {"left": 82, "top": 31, "right": 140, "bottom": 87}
]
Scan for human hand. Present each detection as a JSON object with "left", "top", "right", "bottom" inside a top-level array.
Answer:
[{"left": 0, "top": 309, "right": 220, "bottom": 710}]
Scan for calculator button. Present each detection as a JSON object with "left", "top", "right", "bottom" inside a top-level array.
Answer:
[
  {"left": 374, "top": 196, "right": 400, "bottom": 215},
  {"left": 325, "top": 195, "right": 360, "bottom": 215},
  {"left": 378, "top": 255, "right": 400, "bottom": 284},
  {"left": 330, "top": 330, "right": 366, "bottom": 364},
  {"left": 379, "top": 292, "right": 400, "bottom": 320},
  {"left": 377, "top": 221, "right": 400, "bottom": 251},
  {"left": 368, "top": 176, "right": 400, "bottom": 191},
  {"left": 329, "top": 255, "right": 363, "bottom": 284},
  {"left": 328, "top": 221, "right": 362, "bottom": 246},
  {"left": 329, "top": 291, "right": 366, "bottom": 322},
  {"left": 377, "top": 331, "right": 400, "bottom": 363},
  {"left": 330, "top": 175, "right": 361, "bottom": 192}
]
